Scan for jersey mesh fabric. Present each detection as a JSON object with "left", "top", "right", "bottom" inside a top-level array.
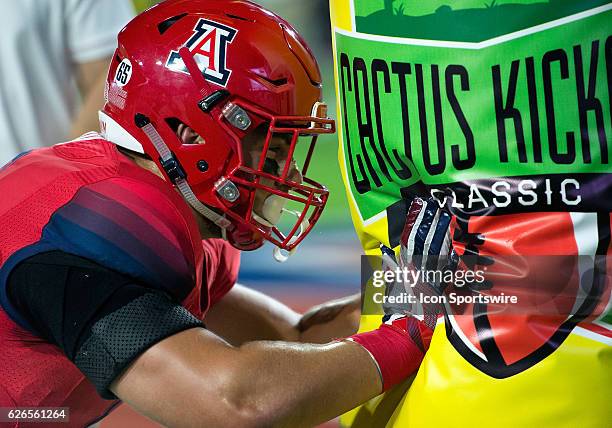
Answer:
[
  {"left": 74, "top": 291, "right": 202, "bottom": 398},
  {"left": 0, "top": 142, "right": 118, "bottom": 260}
]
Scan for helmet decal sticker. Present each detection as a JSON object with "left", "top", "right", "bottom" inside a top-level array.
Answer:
[
  {"left": 166, "top": 18, "right": 237, "bottom": 87},
  {"left": 114, "top": 58, "right": 133, "bottom": 87}
]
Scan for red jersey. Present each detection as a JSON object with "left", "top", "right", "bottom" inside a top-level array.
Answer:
[{"left": 0, "top": 135, "right": 240, "bottom": 427}]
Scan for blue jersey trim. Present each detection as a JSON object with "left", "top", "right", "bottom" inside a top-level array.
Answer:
[
  {"left": 41, "top": 213, "right": 166, "bottom": 289},
  {"left": 0, "top": 242, "right": 55, "bottom": 332},
  {"left": 0, "top": 150, "right": 32, "bottom": 173}
]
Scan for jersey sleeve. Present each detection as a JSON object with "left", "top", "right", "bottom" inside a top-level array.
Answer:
[
  {"left": 7, "top": 251, "right": 202, "bottom": 399},
  {"left": 203, "top": 239, "right": 241, "bottom": 308},
  {"left": 65, "top": 0, "right": 135, "bottom": 63},
  {"left": 34, "top": 177, "right": 198, "bottom": 304}
]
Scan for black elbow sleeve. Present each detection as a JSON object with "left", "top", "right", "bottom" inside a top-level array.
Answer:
[{"left": 7, "top": 251, "right": 203, "bottom": 399}]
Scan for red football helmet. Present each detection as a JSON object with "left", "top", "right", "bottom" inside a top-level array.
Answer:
[{"left": 100, "top": 0, "right": 334, "bottom": 254}]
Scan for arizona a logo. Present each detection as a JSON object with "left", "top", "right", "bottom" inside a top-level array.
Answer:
[{"left": 166, "top": 19, "right": 237, "bottom": 87}]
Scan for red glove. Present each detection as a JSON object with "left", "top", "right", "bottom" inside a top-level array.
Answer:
[{"left": 349, "top": 315, "right": 433, "bottom": 391}]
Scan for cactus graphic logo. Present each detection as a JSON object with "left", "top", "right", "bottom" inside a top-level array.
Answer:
[{"left": 353, "top": 0, "right": 610, "bottom": 41}]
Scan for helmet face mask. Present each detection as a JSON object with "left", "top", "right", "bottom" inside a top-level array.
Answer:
[
  {"left": 100, "top": 0, "right": 335, "bottom": 252},
  {"left": 223, "top": 99, "right": 334, "bottom": 251}
]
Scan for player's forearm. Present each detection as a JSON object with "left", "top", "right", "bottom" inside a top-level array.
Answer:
[
  {"left": 113, "top": 316, "right": 428, "bottom": 428},
  {"left": 111, "top": 328, "right": 382, "bottom": 428},
  {"left": 297, "top": 293, "right": 361, "bottom": 343},
  {"left": 227, "top": 339, "right": 381, "bottom": 427},
  {"left": 204, "top": 284, "right": 302, "bottom": 345},
  {"left": 205, "top": 286, "right": 362, "bottom": 345}
]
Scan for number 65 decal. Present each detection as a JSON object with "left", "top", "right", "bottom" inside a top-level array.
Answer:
[{"left": 114, "top": 58, "right": 133, "bottom": 87}]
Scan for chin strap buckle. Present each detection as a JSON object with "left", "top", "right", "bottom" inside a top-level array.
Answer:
[{"left": 160, "top": 157, "right": 186, "bottom": 183}]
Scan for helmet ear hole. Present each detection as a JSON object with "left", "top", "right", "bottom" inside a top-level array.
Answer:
[
  {"left": 166, "top": 118, "right": 206, "bottom": 146},
  {"left": 165, "top": 118, "right": 182, "bottom": 133}
]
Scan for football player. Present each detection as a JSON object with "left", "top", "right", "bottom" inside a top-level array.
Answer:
[{"left": 0, "top": 1, "right": 434, "bottom": 427}]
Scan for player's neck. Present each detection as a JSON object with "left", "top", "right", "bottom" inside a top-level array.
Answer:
[
  {"left": 118, "top": 147, "right": 164, "bottom": 179},
  {"left": 191, "top": 208, "right": 223, "bottom": 240}
]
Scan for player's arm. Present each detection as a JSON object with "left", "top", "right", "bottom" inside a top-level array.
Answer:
[
  {"left": 8, "top": 251, "right": 429, "bottom": 428},
  {"left": 205, "top": 284, "right": 360, "bottom": 345},
  {"left": 113, "top": 312, "right": 429, "bottom": 428},
  {"left": 111, "top": 326, "right": 380, "bottom": 428},
  {"left": 66, "top": 0, "right": 135, "bottom": 138}
]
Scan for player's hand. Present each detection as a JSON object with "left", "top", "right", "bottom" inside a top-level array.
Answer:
[
  {"left": 381, "top": 197, "right": 454, "bottom": 328},
  {"left": 399, "top": 196, "right": 454, "bottom": 280}
]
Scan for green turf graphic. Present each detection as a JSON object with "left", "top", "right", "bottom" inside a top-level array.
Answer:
[{"left": 355, "top": 0, "right": 609, "bottom": 41}]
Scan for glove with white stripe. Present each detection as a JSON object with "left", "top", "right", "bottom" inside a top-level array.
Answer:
[{"left": 382, "top": 197, "right": 455, "bottom": 329}]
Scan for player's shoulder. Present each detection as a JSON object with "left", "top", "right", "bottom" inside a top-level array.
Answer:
[
  {"left": 1, "top": 134, "right": 202, "bottom": 294},
  {"left": 0, "top": 134, "right": 118, "bottom": 192},
  {"left": 0, "top": 135, "right": 122, "bottom": 224},
  {"left": 3, "top": 131, "right": 106, "bottom": 162},
  {"left": 1, "top": 132, "right": 186, "bottom": 216},
  {"left": 37, "top": 173, "right": 201, "bottom": 296}
]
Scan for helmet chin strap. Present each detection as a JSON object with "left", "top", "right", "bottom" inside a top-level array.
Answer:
[
  {"left": 175, "top": 179, "right": 232, "bottom": 237},
  {"left": 272, "top": 209, "right": 310, "bottom": 263},
  {"left": 135, "top": 115, "right": 232, "bottom": 234}
]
